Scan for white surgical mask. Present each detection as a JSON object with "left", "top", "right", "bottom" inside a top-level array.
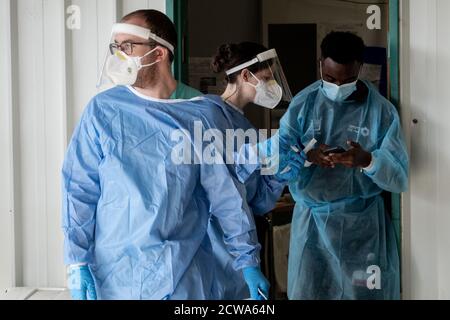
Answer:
[
  {"left": 320, "top": 62, "right": 360, "bottom": 102},
  {"left": 321, "top": 79, "right": 358, "bottom": 102},
  {"left": 105, "top": 48, "right": 160, "bottom": 86},
  {"left": 247, "top": 72, "right": 283, "bottom": 109}
]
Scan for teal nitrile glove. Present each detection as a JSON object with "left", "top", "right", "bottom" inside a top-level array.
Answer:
[
  {"left": 67, "top": 265, "right": 97, "bottom": 300},
  {"left": 243, "top": 266, "right": 270, "bottom": 300},
  {"left": 275, "top": 147, "right": 307, "bottom": 182}
]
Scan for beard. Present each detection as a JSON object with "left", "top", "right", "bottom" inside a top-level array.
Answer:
[
  {"left": 133, "top": 65, "right": 158, "bottom": 88},
  {"left": 133, "top": 54, "right": 159, "bottom": 88}
]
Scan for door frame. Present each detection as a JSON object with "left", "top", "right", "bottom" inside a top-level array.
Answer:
[
  {"left": 389, "top": 0, "right": 403, "bottom": 267},
  {"left": 166, "top": 0, "right": 188, "bottom": 83},
  {"left": 0, "top": 0, "right": 16, "bottom": 290},
  {"left": 167, "top": 0, "right": 407, "bottom": 298}
]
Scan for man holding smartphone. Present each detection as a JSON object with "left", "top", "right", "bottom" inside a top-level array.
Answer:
[{"left": 279, "top": 31, "right": 409, "bottom": 300}]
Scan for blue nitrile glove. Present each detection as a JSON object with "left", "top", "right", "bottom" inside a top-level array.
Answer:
[
  {"left": 235, "top": 137, "right": 283, "bottom": 183},
  {"left": 275, "top": 147, "right": 307, "bottom": 182},
  {"left": 243, "top": 266, "right": 270, "bottom": 300},
  {"left": 234, "top": 143, "right": 260, "bottom": 183},
  {"left": 67, "top": 265, "right": 97, "bottom": 300}
]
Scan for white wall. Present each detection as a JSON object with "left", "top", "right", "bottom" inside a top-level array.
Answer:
[
  {"left": 0, "top": 0, "right": 166, "bottom": 290},
  {"left": 401, "top": 0, "right": 450, "bottom": 300}
]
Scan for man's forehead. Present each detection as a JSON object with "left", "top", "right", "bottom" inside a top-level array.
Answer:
[
  {"left": 322, "top": 58, "right": 360, "bottom": 76},
  {"left": 323, "top": 58, "right": 359, "bottom": 69},
  {"left": 113, "top": 32, "right": 147, "bottom": 42}
]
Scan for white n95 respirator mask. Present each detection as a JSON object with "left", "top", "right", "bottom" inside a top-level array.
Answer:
[
  {"left": 105, "top": 48, "right": 159, "bottom": 86},
  {"left": 248, "top": 72, "right": 283, "bottom": 109}
]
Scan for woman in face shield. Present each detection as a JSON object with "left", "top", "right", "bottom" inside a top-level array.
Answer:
[{"left": 202, "top": 42, "right": 306, "bottom": 300}]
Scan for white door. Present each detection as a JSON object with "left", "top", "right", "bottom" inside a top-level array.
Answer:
[{"left": 401, "top": 0, "right": 450, "bottom": 300}]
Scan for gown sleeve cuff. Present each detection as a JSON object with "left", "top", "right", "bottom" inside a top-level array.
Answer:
[
  {"left": 363, "top": 152, "right": 377, "bottom": 175},
  {"left": 67, "top": 263, "right": 88, "bottom": 272},
  {"left": 233, "top": 258, "right": 260, "bottom": 271}
]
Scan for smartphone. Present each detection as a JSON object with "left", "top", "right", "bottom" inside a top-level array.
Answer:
[{"left": 323, "top": 147, "right": 346, "bottom": 155}]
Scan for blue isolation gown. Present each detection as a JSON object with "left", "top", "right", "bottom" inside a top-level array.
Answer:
[
  {"left": 62, "top": 85, "right": 261, "bottom": 300},
  {"left": 279, "top": 80, "right": 409, "bottom": 300},
  {"left": 203, "top": 95, "right": 286, "bottom": 299}
]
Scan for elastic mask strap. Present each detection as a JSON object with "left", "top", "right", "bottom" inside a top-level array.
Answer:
[
  {"left": 141, "top": 60, "right": 160, "bottom": 68},
  {"left": 320, "top": 61, "right": 325, "bottom": 82},
  {"left": 247, "top": 71, "right": 261, "bottom": 88},
  {"left": 139, "top": 47, "right": 160, "bottom": 68},
  {"left": 356, "top": 65, "right": 363, "bottom": 81}
]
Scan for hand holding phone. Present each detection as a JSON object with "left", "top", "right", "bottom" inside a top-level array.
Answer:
[{"left": 323, "top": 147, "right": 346, "bottom": 155}]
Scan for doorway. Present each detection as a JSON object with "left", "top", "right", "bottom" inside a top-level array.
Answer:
[{"left": 167, "top": 0, "right": 401, "bottom": 299}]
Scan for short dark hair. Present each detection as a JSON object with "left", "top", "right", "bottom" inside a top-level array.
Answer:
[
  {"left": 121, "top": 9, "right": 177, "bottom": 62},
  {"left": 321, "top": 31, "right": 365, "bottom": 64},
  {"left": 211, "top": 42, "right": 269, "bottom": 84}
]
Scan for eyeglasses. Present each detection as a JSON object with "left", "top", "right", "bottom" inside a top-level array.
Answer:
[{"left": 109, "top": 41, "right": 155, "bottom": 55}]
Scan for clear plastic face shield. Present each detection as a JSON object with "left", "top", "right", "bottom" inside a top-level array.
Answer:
[
  {"left": 225, "top": 49, "right": 293, "bottom": 109},
  {"left": 97, "top": 23, "right": 175, "bottom": 89}
]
